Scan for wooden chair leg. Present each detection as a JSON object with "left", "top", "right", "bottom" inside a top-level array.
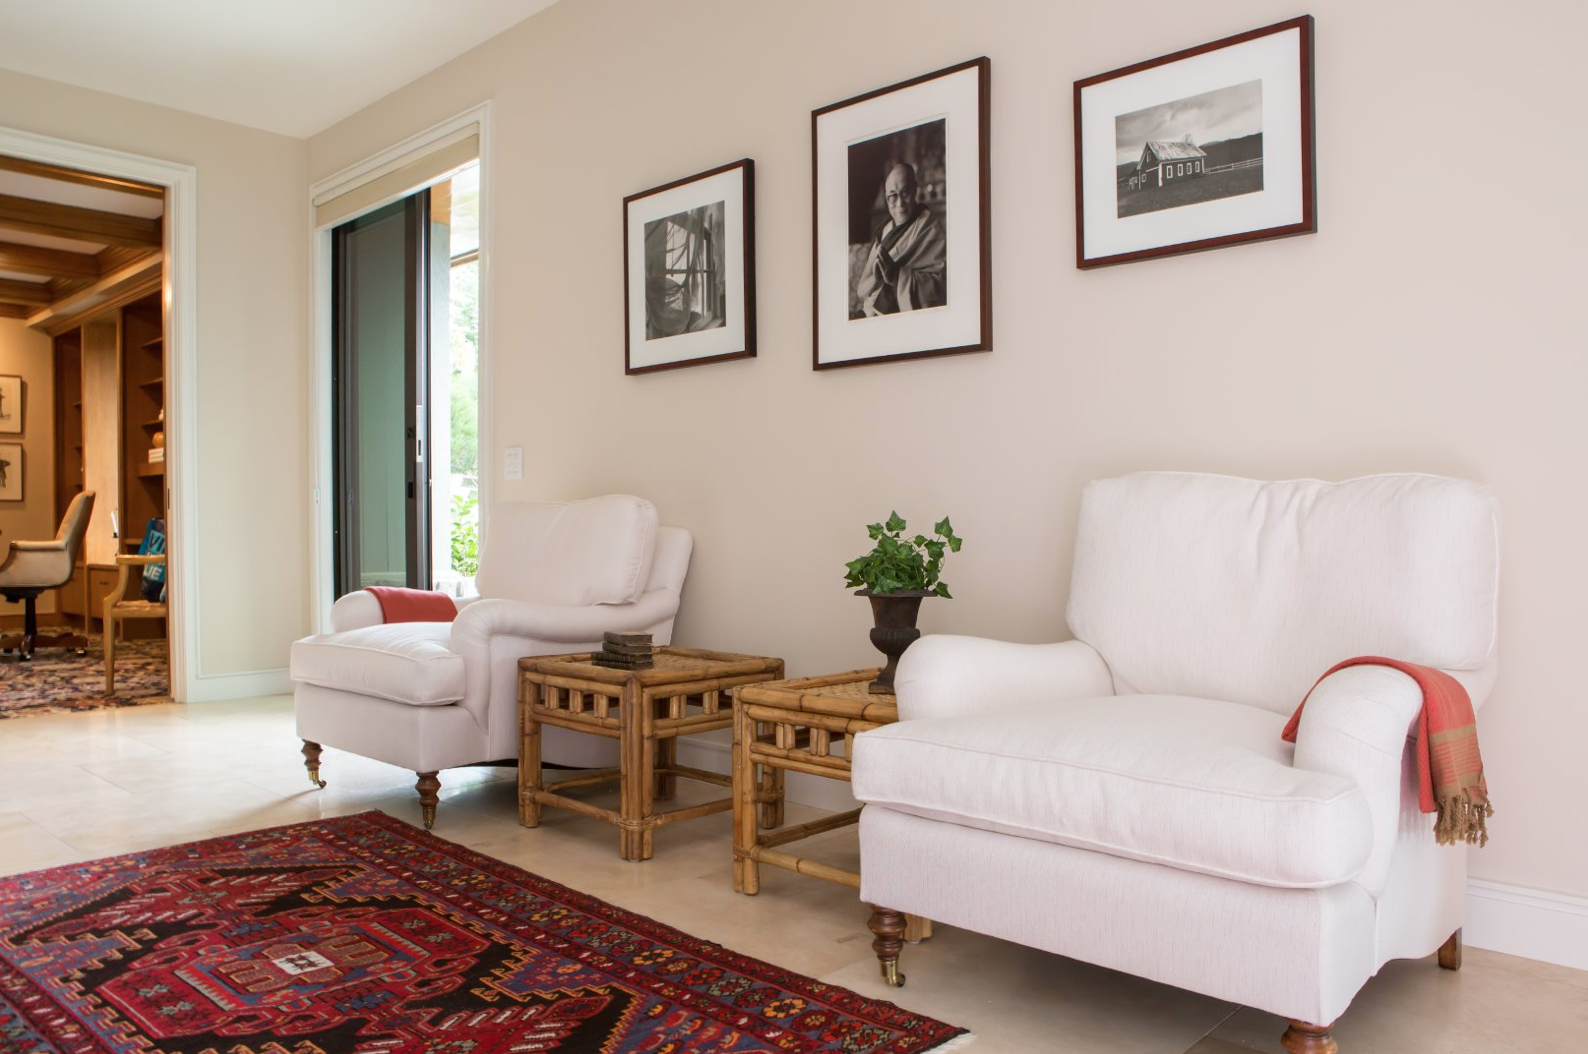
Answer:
[
  {"left": 867, "top": 906, "right": 906, "bottom": 988},
  {"left": 1280, "top": 1020, "right": 1337, "bottom": 1054},
  {"left": 1438, "top": 928, "right": 1462, "bottom": 970},
  {"left": 301, "top": 740, "right": 326, "bottom": 788},
  {"left": 103, "top": 618, "right": 115, "bottom": 693},
  {"left": 415, "top": 771, "right": 441, "bottom": 830}
]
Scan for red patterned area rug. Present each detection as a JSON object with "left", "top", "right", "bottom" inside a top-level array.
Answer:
[
  {"left": 0, "top": 812, "right": 967, "bottom": 1054},
  {"left": 0, "top": 636, "right": 169, "bottom": 719}
]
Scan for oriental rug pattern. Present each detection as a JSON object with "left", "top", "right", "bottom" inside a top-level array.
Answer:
[
  {"left": 0, "top": 637, "right": 169, "bottom": 719},
  {"left": 0, "top": 811, "right": 966, "bottom": 1054}
]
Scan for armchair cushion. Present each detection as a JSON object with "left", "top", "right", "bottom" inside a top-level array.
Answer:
[
  {"left": 291, "top": 623, "right": 465, "bottom": 707},
  {"left": 476, "top": 495, "right": 657, "bottom": 607},
  {"left": 853, "top": 694, "right": 1372, "bottom": 888}
]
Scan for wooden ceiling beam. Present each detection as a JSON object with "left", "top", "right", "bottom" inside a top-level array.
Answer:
[
  {"left": 0, "top": 155, "right": 164, "bottom": 200},
  {"left": 0, "top": 278, "right": 51, "bottom": 305},
  {"left": 0, "top": 192, "right": 161, "bottom": 249},
  {"left": 0, "top": 239, "right": 102, "bottom": 279},
  {"left": 0, "top": 303, "right": 28, "bottom": 319}
]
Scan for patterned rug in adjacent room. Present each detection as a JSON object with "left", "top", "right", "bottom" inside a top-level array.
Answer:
[
  {"left": 0, "top": 811, "right": 967, "bottom": 1054},
  {"left": 0, "top": 635, "right": 169, "bottom": 719}
]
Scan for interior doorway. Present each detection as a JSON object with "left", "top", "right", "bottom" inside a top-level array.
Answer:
[
  {"left": 0, "top": 125, "right": 197, "bottom": 701},
  {"left": 0, "top": 147, "right": 179, "bottom": 700}
]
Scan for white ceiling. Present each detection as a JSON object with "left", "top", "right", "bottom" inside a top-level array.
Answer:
[{"left": 0, "top": 1, "right": 561, "bottom": 138}]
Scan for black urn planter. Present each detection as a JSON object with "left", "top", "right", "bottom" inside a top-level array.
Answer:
[{"left": 860, "top": 589, "right": 931, "bottom": 694}]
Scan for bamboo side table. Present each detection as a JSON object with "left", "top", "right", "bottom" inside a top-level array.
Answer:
[
  {"left": 518, "top": 647, "right": 784, "bottom": 861},
  {"left": 732, "top": 668, "right": 930, "bottom": 941}
]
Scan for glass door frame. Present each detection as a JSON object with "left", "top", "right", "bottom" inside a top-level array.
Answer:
[{"left": 330, "top": 193, "right": 432, "bottom": 598}]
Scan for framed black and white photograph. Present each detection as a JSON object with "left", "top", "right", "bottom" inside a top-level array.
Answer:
[
  {"left": 813, "top": 57, "right": 990, "bottom": 369},
  {"left": 0, "top": 375, "right": 20, "bottom": 435},
  {"left": 624, "top": 159, "right": 755, "bottom": 374},
  {"left": 1075, "top": 16, "right": 1315, "bottom": 268},
  {"left": 0, "top": 442, "right": 20, "bottom": 502}
]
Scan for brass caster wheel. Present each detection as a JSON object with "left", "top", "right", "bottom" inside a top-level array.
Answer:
[{"left": 880, "top": 961, "right": 905, "bottom": 988}]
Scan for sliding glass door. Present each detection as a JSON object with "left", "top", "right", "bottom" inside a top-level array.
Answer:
[{"left": 331, "top": 194, "right": 431, "bottom": 597}]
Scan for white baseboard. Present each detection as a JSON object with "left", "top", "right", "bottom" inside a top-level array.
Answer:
[
  {"left": 181, "top": 668, "right": 292, "bottom": 703},
  {"left": 1464, "top": 879, "right": 1588, "bottom": 972}
]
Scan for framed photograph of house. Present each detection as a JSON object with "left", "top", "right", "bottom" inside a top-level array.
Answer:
[
  {"left": 624, "top": 159, "right": 755, "bottom": 374},
  {"left": 812, "top": 57, "right": 991, "bottom": 370},
  {"left": 1075, "top": 16, "right": 1315, "bottom": 268},
  {"left": 0, "top": 375, "right": 20, "bottom": 435},
  {"left": 0, "top": 443, "right": 20, "bottom": 502}
]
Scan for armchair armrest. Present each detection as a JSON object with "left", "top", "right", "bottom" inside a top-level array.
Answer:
[
  {"left": 1289, "top": 664, "right": 1431, "bottom": 896},
  {"left": 894, "top": 635, "right": 1114, "bottom": 721},
  {"left": 328, "top": 589, "right": 471, "bottom": 633},
  {"left": 107, "top": 553, "right": 166, "bottom": 607},
  {"left": 10, "top": 540, "right": 68, "bottom": 552},
  {"left": 449, "top": 587, "right": 681, "bottom": 651}
]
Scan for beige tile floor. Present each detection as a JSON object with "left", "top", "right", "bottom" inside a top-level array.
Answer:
[{"left": 1, "top": 696, "right": 1584, "bottom": 1053}]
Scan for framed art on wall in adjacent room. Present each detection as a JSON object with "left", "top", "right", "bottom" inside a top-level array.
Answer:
[
  {"left": 0, "top": 375, "right": 20, "bottom": 434},
  {"left": 0, "top": 442, "right": 20, "bottom": 501},
  {"left": 1075, "top": 15, "right": 1316, "bottom": 268},
  {"left": 812, "top": 57, "right": 991, "bottom": 370},
  {"left": 623, "top": 159, "right": 755, "bottom": 375}
]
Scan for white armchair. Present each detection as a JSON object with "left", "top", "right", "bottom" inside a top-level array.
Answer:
[
  {"left": 852, "top": 473, "right": 1499, "bottom": 1053},
  {"left": 290, "top": 495, "right": 692, "bottom": 828}
]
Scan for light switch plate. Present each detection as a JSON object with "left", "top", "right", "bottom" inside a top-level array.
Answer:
[{"left": 503, "top": 446, "right": 524, "bottom": 481}]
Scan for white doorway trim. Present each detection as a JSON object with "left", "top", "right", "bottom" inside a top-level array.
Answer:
[
  {"left": 0, "top": 124, "right": 200, "bottom": 702},
  {"left": 306, "top": 102, "right": 492, "bottom": 631}
]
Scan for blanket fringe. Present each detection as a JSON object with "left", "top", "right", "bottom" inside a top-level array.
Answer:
[{"left": 1435, "top": 794, "right": 1493, "bottom": 847}]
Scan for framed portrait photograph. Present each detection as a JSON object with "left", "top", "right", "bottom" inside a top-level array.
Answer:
[
  {"left": 812, "top": 57, "right": 991, "bottom": 370},
  {"left": 624, "top": 159, "right": 755, "bottom": 374},
  {"left": 0, "top": 374, "right": 20, "bottom": 435},
  {"left": 0, "top": 442, "right": 20, "bottom": 502},
  {"left": 1075, "top": 15, "right": 1315, "bottom": 268}
]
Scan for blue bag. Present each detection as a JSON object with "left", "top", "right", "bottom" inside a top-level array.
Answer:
[{"left": 139, "top": 518, "right": 167, "bottom": 602}]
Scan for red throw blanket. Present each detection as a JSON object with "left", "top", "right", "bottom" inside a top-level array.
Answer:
[
  {"left": 1283, "top": 656, "right": 1493, "bottom": 846},
  {"left": 366, "top": 586, "right": 458, "bottom": 624}
]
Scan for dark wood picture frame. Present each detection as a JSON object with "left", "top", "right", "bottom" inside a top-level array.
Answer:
[
  {"left": 1074, "top": 15, "right": 1315, "bottom": 268},
  {"left": 623, "top": 159, "right": 756, "bottom": 375},
  {"left": 0, "top": 374, "right": 21, "bottom": 435},
  {"left": 0, "top": 442, "right": 22, "bottom": 503},
  {"left": 812, "top": 57, "right": 991, "bottom": 370}
]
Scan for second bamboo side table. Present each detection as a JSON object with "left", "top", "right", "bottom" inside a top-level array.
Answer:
[{"left": 732, "top": 668, "right": 930, "bottom": 941}]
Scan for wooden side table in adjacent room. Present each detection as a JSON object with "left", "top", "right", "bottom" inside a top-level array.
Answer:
[
  {"left": 732, "top": 668, "right": 931, "bottom": 942},
  {"left": 518, "top": 647, "right": 784, "bottom": 861}
]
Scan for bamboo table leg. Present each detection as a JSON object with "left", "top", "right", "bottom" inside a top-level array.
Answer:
[
  {"left": 733, "top": 698, "right": 760, "bottom": 894},
  {"left": 618, "top": 680, "right": 655, "bottom": 861},
  {"left": 655, "top": 735, "right": 677, "bottom": 801},
  {"left": 519, "top": 683, "right": 543, "bottom": 827},
  {"left": 756, "top": 718, "right": 786, "bottom": 829}
]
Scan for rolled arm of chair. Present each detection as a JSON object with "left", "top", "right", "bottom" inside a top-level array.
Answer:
[
  {"left": 0, "top": 541, "right": 71, "bottom": 580},
  {"left": 449, "top": 588, "right": 680, "bottom": 651},
  {"left": 894, "top": 635, "right": 1115, "bottom": 721},
  {"left": 1289, "top": 664, "right": 1429, "bottom": 894},
  {"left": 328, "top": 589, "right": 472, "bottom": 633}
]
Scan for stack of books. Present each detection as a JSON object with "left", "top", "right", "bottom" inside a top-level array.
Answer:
[
  {"left": 148, "top": 447, "right": 165, "bottom": 463},
  {"left": 590, "top": 631, "right": 655, "bottom": 670}
]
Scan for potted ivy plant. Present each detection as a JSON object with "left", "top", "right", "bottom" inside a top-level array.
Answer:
[{"left": 843, "top": 512, "right": 963, "bottom": 694}]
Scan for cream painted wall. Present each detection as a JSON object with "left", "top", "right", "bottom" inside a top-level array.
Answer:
[
  {"left": 1, "top": 68, "right": 310, "bottom": 679},
  {"left": 307, "top": 0, "right": 1588, "bottom": 898},
  {"left": 0, "top": 319, "right": 56, "bottom": 612}
]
